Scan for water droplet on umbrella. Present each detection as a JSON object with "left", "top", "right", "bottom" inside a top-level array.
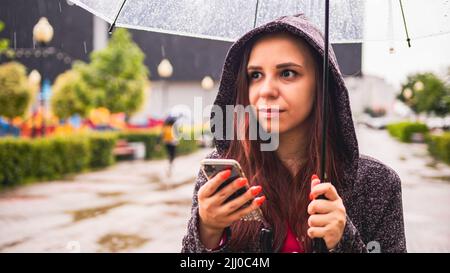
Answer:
[
  {"left": 161, "top": 45, "right": 165, "bottom": 58},
  {"left": 84, "top": 41, "right": 87, "bottom": 53}
]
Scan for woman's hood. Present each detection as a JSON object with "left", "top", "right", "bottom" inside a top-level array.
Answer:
[{"left": 210, "top": 14, "right": 359, "bottom": 189}]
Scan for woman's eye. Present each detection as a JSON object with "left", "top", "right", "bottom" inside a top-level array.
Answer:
[
  {"left": 249, "top": 72, "right": 261, "bottom": 80},
  {"left": 281, "top": 70, "right": 297, "bottom": 78}
]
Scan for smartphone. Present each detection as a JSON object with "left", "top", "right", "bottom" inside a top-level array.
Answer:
[
  {"left": 200, "top": 159, "right": 248, "bottom": 204},
  {"left": 200, "top": 159, "right": 264, "bottom": 222}
]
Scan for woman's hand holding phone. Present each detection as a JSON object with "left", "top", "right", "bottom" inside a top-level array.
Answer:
[{"left": 197, "top": 169, "right": 266, "bottom": 249}]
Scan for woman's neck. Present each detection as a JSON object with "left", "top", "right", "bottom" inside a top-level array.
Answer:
[{"left": 276, "top": 124, "right": 309, "bottom": 176}]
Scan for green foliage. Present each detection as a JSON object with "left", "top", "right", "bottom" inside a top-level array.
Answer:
[
  {"left": 51, "top": 69, "right": 94, "bottom": 119},
  {"left": 427, "top": 132, "right": 450, "bottom": 164},
  {"left": 78, "top": 28, "right": 148, "bottom": 116},
  {"left": 0, "top": 21, "right": 10, "bottom": 54},
  {"left": 86, "top": 132, "right": 118, "bottom": 168},
  {"left": 119, "top": 130, "right": 199, "bottom": 160},
  {"left": 118, "top": 132, "right": 165, "bottom": 160},
  {"left": 387, "top": 122, "right": 429, "bottom": 143},
  {"left": 0, "top": 130, "right": 199, "bottom": 189},
  {"left": 398, "top": 72, "right": 450, "bottom": 116},
  {"left": 0, "top": 62, "right": 32, "bottom": 119},
  {"left": 0, "top": 133, "right": 116, "bottom": 188}
]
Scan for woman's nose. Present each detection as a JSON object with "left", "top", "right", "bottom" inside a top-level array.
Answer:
[{"left": 259, "top": 77, "right": 279, "bottom": 98}]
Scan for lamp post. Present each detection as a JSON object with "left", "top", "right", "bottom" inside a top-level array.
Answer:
[
  {"left": 157, "top": 58, "right": 173, "bottom": 116},
  {"left": 28, "top": 69, "right": 41, "bottom": 138},
  {"left": 32, "top": 17, "right": 53, "bottom": 137}
]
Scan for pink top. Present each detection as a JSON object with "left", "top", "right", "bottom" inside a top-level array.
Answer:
[
  {"left": 212, "top": 223, "right": 305, "bottom": 253},
  {"left": 280, "top": 224, "right": 305, "bottom": 253}
]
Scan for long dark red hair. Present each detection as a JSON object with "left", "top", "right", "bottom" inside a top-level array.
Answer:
[{"left": 223, "top": 31, "right": 345, "bottom": 252}]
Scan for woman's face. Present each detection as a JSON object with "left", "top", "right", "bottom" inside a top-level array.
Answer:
[{"left": 247, "top": 33, "right": 317, "bottom": 134}]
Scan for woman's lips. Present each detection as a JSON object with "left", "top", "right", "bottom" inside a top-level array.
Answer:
[{"left": 258, "top": 108, "right": 286, "bottom": 118}]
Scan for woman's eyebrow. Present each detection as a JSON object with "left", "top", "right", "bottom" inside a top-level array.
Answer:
[{"left": 247, "top": 62, "right": 304, "bottom": 70}]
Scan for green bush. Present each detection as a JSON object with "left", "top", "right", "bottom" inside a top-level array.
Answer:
[
  {"left": 0, "top": 138, "right": 33, "bottom": 187},
  {"left": 427, "top": 132, "right": 450, "bottom": 164},
  {"left": 119, "top": 130, "right": 199, "bottom": 160},
  {"left": 387, "top": 122, "right": 429, "bottom": 143},
  {"left": 0, "top": 130, "right": 199, "bottom": 190},
  {"left": 0, "top": 133, "right": 117, "bottom": 189},
  {"left": 86, "top": 132, "right": 118, "bottom": 168},
  {"left": 118, "top": 132, "right": 165, "bottom": 160}
]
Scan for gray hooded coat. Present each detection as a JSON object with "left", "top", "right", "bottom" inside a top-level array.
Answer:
[{"left": 181, "top": 14, "right": 407, "bottom": 253}]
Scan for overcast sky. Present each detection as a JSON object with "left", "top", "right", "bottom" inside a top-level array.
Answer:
[{"left": 362, "top": 0, "right": 450, "bottom": 89}]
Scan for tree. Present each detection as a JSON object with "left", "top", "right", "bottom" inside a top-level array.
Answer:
[
  {"left": 398, "top": 72, "right": 450, "bottom": 116},
  {"left": 79, "top": 28, "right": 148, "bottom": 117},
  {"left": 0, "top": 62, "right": 32, "bottom": 120},
  {"left": 0, "top": 21, "right": 14, "bottom": 60},
  {"left": 51, "top": 68, "right": 94, "bottom": 120}
]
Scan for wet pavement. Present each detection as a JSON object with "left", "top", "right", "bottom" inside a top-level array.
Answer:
[{"left": 0, "top": 126, "right": 449, "bottom": 252}]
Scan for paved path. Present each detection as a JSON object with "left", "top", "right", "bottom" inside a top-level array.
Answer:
[{"left": 0, "top": 125, "right": 449, "bottom": 252}]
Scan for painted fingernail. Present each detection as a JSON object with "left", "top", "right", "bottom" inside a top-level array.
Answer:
[
  {"left": 311, "top": 174, "right": 319, "bottom": 181},
  {"left": 235, "top": 178, "right": 247, "bottom": 187},
  {"left": 250, "top": 186, "right": 262, "bottom": 196},
  {"left": 221, "top": 169, "right": 231, "bottom": 179},
  {"left": 309, "top": 192, "right": 315, "bottom": 201},
  {"left": 256, "top": 196, "right": 266, "bottom": 206}
]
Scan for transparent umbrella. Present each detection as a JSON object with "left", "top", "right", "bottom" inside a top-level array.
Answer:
[{"left": 69, "top": 0, "right": 449, "bottom": 43}]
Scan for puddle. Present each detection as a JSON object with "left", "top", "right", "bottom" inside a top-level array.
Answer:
[
  {"left": 97, "top": 233, "right": 149, "bottom": 252},
  {"left": 162, "top": 199, "right": 192, "bottom": 206},
  {"left": 425, "top": 161, "right": 439, "bottom": 169},
  {"left": 146, "top": 174, "right": 162, "bottom": 183},
  {"left": 0, "top": 237, "right": 31, "bottom": 251},
  {"left": 423, "top": 175, "right": 450, "bottom": 183},
  {"left": 154, "top": 177, "right": 195, "bottom": 191},
  {"left": 97, "top": 192, "right": 125, "bottom": 198},
  {"left": 67, "top": 202, "right": 128, "bottom": 222}
]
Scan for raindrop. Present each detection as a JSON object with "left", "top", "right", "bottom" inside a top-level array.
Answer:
[
  {"left": 59, "top": 1, "right": 62, "bottom": 12},
  {"left": 64, "top": 56, "right": 71, "bottom": 64},
  {"left": 84, "top": 41, "right": 87, "bottom": 54},
  {"left": 34, "top": 50, "right": 41, "bottom": 58},
  {"left": 13, "top": 32, "right": 16, "bottom": 50},
  {"left": 56, "top": 52, "right": 64, "bottom": 60},
  {"left": 161, "top": 45, "right": 166, "bottom": 58},
  {"left": 25, "top": 51, "right": 32, "bottom": 58}
]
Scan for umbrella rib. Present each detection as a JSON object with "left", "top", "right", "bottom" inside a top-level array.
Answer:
[
  {"left": 108, "top": 0, "right": 128, "bottom": 34},
  {"left": 253, "top": 0, "right": 260, "bottom": 28},
  {"left": 399, "top": 0, "right": 411, "bottom": 47}
]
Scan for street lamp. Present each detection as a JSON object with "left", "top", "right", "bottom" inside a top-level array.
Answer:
[
  {"left": 201, "top": 76, "right": 214, "bottom": 91},
  {"left": 33, "top": 17, "right": 53, "bottom": 137},
  {"left": 157, "top": 58, "right": 173, "bottom": 116}
]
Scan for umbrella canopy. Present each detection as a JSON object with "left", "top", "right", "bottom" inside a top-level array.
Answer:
[{"left": 70, "top": 0, "right": 449, "bottom": 43}]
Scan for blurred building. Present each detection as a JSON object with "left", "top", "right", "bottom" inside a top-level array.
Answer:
[{"left": 0, "top": 0, "right": 363, "bottom": 121}]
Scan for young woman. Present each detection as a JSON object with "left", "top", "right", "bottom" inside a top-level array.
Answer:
[{"left": 182, "top": 14, "right": 406, "bottom": 253}]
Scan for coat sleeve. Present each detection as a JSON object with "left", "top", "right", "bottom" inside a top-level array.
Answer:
[
  {"left": 333, "top": 163, "right": 407, "bottom": 253},
  {"left": 181, "top": 151, "right": 231, "bottom": 253}
]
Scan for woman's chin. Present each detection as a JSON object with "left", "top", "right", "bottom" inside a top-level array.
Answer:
[{"left": 258, "top": 120, "right": 285, "bottom": 134}]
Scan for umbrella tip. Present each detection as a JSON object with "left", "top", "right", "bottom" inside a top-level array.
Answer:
[{"left": 108, "top": 23, "right": 115, "bottom": 35}]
